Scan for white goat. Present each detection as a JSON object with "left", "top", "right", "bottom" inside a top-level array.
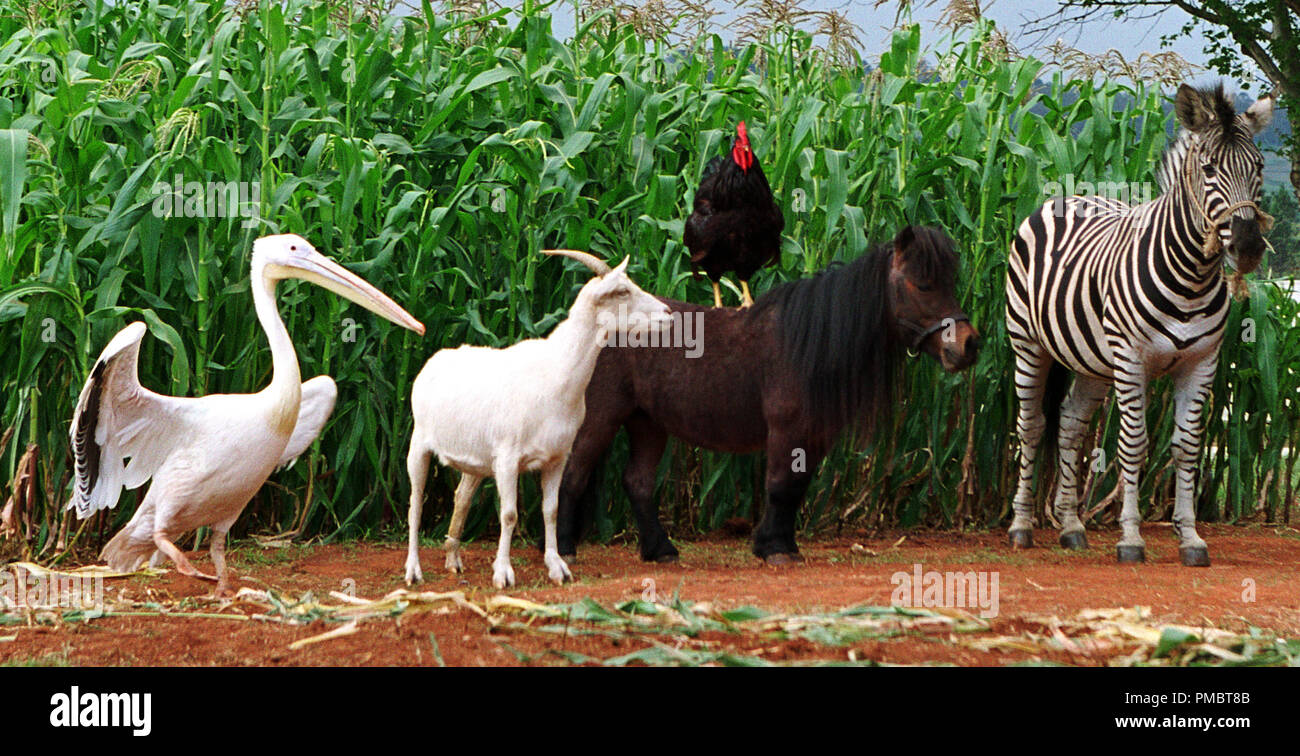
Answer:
[{"left": 405, "top": 250, "right": 672, "bottom": 588}]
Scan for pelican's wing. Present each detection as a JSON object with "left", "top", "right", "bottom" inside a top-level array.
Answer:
[
  {"left": 68, "top": 322, "right": 189, "bottom": 519},
  {"left": 277, "top": 375, "right": 337, "bottom": 469}
]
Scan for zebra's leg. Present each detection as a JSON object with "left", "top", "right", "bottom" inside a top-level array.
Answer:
[
  {"left": 1169, "top": 361, "right": 1215, "bottom": 567},
  {"left": 1113, "top": 360, "right": 1150, "bottom": 563},
  {"left": 1052, "top": 375, "right": 1109, "bottom": 549},
  {"left": 1008, "top": 340, "right": 1051, "bottom": 548}
]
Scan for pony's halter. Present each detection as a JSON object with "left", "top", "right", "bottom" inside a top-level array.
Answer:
[{"left": 900, "top": 314, "right": 970, "bottom": 357}]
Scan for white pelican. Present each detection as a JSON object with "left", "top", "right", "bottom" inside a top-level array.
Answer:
[{"left": 69, "top": 234, "right": 424, "bottom": 596}]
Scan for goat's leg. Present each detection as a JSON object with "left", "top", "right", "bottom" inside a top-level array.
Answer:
[
  {"left": 492, "top": 462, "right": 520, "bottom": 589},
  {"left": 710, "top": 280, "right": 723, "bottom": 308},
  {"left": 210, "top": 526, "right": 234, "bottom": 598},
  {"left": 445, "top": 472, "right": 482, "bottom": 574},
  {"left": 540, "top": 463, "right": 572, "bottom": 584},
  {"left": 624, "top": 413, "right": 676, "bottom": 562},
  {"left": 405, "top": 441, "right": 432, "bottom": 585}
]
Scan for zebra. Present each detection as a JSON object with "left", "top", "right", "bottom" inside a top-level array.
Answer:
[{"left": 1006, "top": 83, "right": 1274, "bottom": 566}]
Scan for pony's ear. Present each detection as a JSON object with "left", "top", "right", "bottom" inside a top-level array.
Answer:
[{"left": 893, "top": 225, "right": 915, "bottom": 254}]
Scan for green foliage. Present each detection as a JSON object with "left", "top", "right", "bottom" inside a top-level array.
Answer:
[{"left": 0, "top": 0, "right": 1295, "bottom": 556}]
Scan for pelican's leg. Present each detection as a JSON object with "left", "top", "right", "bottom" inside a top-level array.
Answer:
[
  {"left": 152, "top": 531, "right": 217, "bottom": 582},
  {"left": 711, "top": 281, "right": 723, "bottom": 309},
  {"left": 740, "top": 280, "right": 754, "bottom": 308},
  {"left": 210, "top": 528, "right": 234, "bottom": 598}
]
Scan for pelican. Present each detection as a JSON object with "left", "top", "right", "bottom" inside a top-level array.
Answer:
[{"left": 69, "top": 234, "right": 424, "bottom": 596}]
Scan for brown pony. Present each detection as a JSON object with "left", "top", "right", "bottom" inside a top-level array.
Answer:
[{"left": 555, "top": 225, "right": 981, "bottom": 564}]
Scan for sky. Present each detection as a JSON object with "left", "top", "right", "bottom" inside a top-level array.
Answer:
[{"left": 540, "top": 0, "right": 1265, "bottom": 91}]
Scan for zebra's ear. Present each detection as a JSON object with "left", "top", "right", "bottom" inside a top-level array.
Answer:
[
  {"left": 1244, "top": 95, "right": 1274, "bottom": 135},
  {"left": 1174, "top": 83, "right": 1217, "bottom": 133}
]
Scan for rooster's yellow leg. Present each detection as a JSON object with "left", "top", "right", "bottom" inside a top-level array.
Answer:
[
  {"left": 711, "top": 281, "right": 723, "bottom": 308},
  {"left": 740, "top": 280, "right": 754, "bottom": 308}
]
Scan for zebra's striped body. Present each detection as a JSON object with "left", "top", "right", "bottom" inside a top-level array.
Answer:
[{"left": 1005, "top": 84, "right": 1272, "bottom": 565}]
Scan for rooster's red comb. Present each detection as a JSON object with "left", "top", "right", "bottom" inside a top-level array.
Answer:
[{"left": 731, "top": 121, "right": 753, "bottom": 172}]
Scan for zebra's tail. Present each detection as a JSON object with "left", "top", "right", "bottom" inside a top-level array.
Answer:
[{"left": 1041, "top": 360, "right": 1071, "bottom": 475}]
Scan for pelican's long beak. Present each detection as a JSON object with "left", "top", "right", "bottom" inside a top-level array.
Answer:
[{"left": 285, "top": 251, "right": 425, "bottom": 336}]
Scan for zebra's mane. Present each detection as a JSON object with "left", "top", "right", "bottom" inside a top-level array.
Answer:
[{"left": 1155, "top": 129, "right": 1197, "bottom": 196}]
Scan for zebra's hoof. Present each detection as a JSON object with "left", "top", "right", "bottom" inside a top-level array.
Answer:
[
  {"left": 1009, "top": 530, "right": 1034, "bottom": 549},
  {"left": 1180, "top": 546, "right": 1210, "bottom": 567},
  {"left": 1059, "top": 531, "right": 1088, "bottom": 550},
  {"left": 1116, "top": 545, "right": 1145, "bottom": 564}
]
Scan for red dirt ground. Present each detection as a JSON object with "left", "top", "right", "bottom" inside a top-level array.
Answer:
[{"left": 3, "top": 523, "right": 1298, "bottom": 666}]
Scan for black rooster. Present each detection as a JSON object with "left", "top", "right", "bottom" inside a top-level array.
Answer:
[{"left": 684, "top": 121, "right": 785, "bottom": 308}]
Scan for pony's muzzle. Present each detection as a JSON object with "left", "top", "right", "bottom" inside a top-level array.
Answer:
[{"left": 940, "top": 322, "right": 980, "bottom": 373}]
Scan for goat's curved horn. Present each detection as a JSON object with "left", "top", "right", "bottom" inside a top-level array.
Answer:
[{"left": 543, "top": 249, "right": 612, "bottom": 276}]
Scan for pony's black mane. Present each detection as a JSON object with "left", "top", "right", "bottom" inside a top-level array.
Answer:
[{"left": 753, "top": 226, "right": 959, "bottom": 441}]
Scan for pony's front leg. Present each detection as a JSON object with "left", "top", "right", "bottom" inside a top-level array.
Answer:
[
  {"left": 753, "top": 440, "right": 818, "bottom": 564},
  {"left": 623, "top": 414, "right": 677, "bottom": 562},
  {"left": 1170, "top": 361, "right": 1215, "bottom": 566},
  {"left": 1113, "top": 358, "right": 1150, "bottom": 563},
  {"left": 540, "top": 462, "right": 573, "bottom": 584}
]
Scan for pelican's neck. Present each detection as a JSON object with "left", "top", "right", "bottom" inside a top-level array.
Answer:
[{"left": 252, "top": 269, "right": 302, "bottom": 402}]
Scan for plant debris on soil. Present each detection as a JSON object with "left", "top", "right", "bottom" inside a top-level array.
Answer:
[{"left": 2, "top": 524, "right": 1299, "bottom": 666}]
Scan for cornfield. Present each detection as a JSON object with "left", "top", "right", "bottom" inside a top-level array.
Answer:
[{"left": 0, "top": 0, "right": 1297, "bottom": 559}]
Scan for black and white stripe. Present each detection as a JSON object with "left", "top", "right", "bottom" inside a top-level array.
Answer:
[{"left": 1005, "top": 83, "right": 1272, "bottom": 566}]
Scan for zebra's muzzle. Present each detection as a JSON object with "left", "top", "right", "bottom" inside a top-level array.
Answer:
[{"left": 1225, "top": 215, "right": 1266, "bottom": 275}]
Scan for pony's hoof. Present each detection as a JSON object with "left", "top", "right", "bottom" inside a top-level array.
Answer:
[
  {"left": 764, "top": 552, "right": 803, "bottom": 566},
  {"left": 1180, "top": 546, "right": 1210, "bottom": 567},
  {"left": 1059, "top": 531, "right": 1088, "bottom": 550},
  {"left": 1009, "top": 530, "right": 1033, "bottom": 549},
  {"left": 1116, "top": 545, "right": 1145, "bottom": 564}
]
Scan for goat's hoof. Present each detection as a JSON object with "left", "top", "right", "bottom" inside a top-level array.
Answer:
[
  {"left": 764, "top": 552, "right": 803, "bottom": 566},
  {"left": 405, "top": 566, "right": 423, "bottom": 585},
  {"left": 492, "top": 564, "right": 516, "bottom": 590},
  {"left": 1059, "top": 531, "right": 1088, "bottom": 550},
  {"left": 1180, "top": 546, "right": 1210, "bottom": 567},
  {"left": 1116, "top": 545, "right": 1146, "bottom": 564},
  {"left": 1009, "top": 529, "right": 1034, "bottom": 549},
  {"left": 653, "top": 553, "right": 679, "bottom": 564}
]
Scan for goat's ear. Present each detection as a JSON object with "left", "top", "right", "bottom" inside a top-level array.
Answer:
[{"left": 1244, "top": 94, "right": 1274, "bottom": 135}]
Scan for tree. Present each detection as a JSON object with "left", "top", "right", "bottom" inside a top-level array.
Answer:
[{"left": 1034, "top": 1, "right": 1300, "bottom": 204}]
